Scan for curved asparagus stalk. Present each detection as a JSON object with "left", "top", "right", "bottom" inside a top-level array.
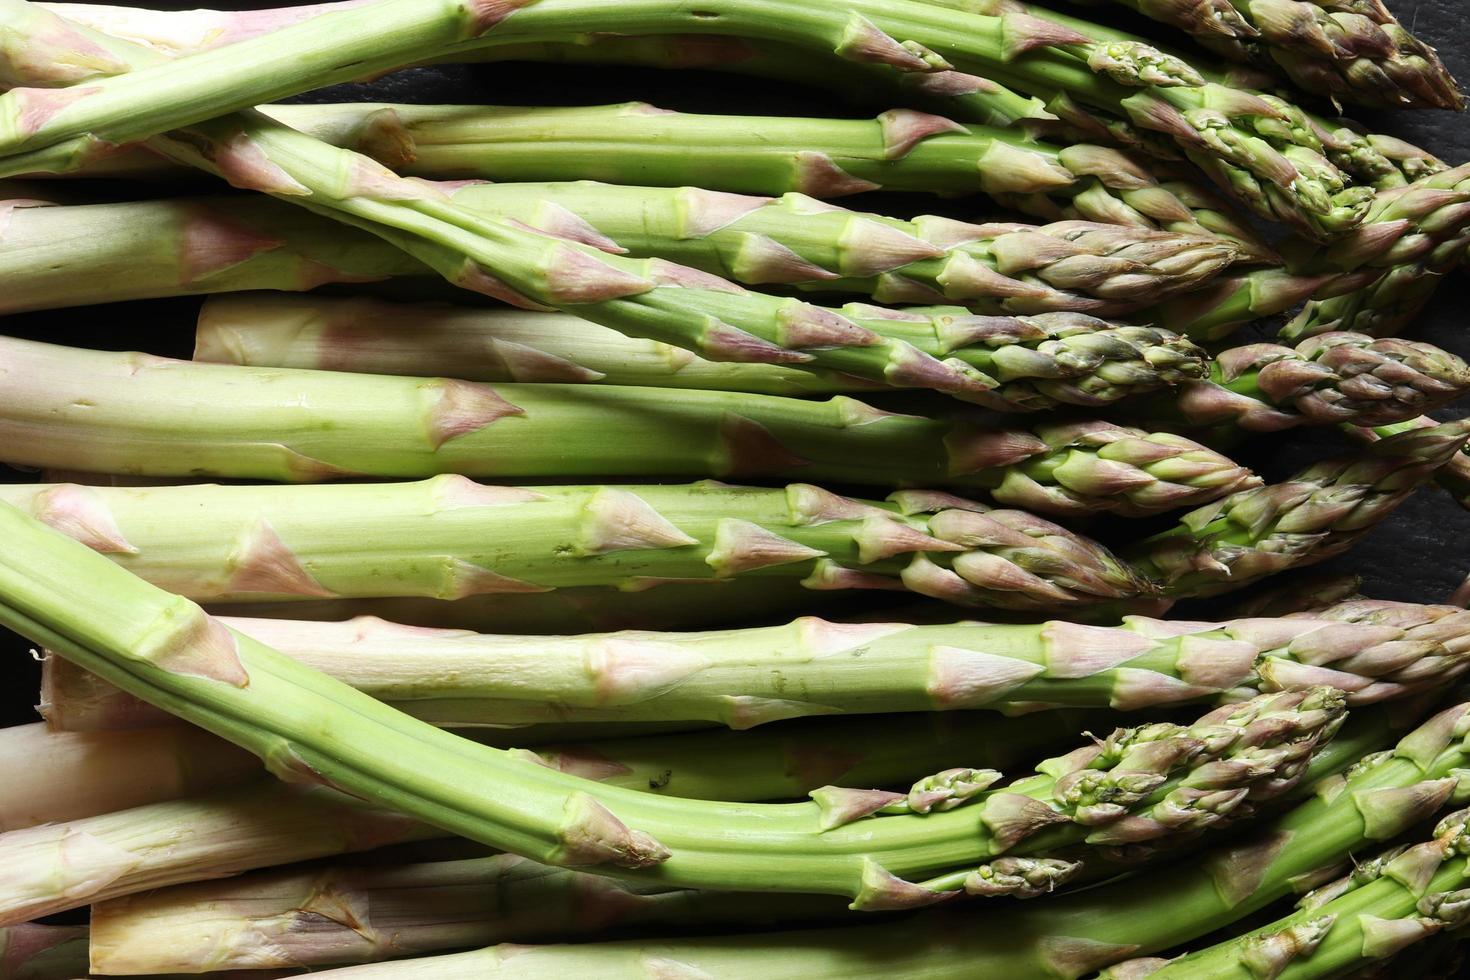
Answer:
[
  {"left": 1128, "top": 332, "right": 1470, "bottom": 433},
  {"left": 0, "top": 336, "right": 1252, "bottom": 512},
  {"left": 86, "top": 855, "right": 846, "bottom": 974},
  {"left": 0, "top": 0, "right": 1367, "bottom": 238},
  {"left": 41, "top": 600, "right": 1470, "bottom": 731},
  {"left": 1090, "top": 0, "right": 1463, "bottom": 111},
  {"left": 46, "top": 99, "right": 1270, "bottom": 257},
  {"left": 1128, "top": 420, "right": 1470, "bottom": 598},
  {"left": 1141, "top": 808, "right": 1470, "bottom": 979},
  {"left": 0, "top": 504, "right": 1343, "bottom": 909},
  {"left": 0, "top": 477, "right": 1151, "bottom": 611},
  {"left": 261, "top": 698, "right": 1470, "bottom": 979},
  {"left": 0, "top": 722, "right": 258, "bottom": 831},
  {"left": 0, "top": 924, "right": 88, "bottom": 980}
]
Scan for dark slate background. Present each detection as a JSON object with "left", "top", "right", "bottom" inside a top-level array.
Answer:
[{"left": 1, "top": 0, "right": 1467, "bottom": 726}]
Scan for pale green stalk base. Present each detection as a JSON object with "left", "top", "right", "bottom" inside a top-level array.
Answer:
[
  {"left": 0, "top": 722, "right": 257, "bottom": 831},
  {"left": 0, "top": 780, "right": 438, "bottom": 926}
]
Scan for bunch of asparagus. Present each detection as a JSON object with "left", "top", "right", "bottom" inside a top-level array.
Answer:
[{"left": 0, "top": 0, "right": 1467, "bottom": 973}]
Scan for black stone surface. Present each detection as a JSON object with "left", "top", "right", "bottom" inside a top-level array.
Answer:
[{"left": 1, "top": 1, "right": 1467, "bottom": 727}]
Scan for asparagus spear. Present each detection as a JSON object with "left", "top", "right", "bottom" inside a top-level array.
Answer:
[
  {"left": 0, "top": 0, "right": 1368, "bottom": 238},
  {"left": 86, "top": 855, "right": 847, "bottom": 974},
  {"left": 0, "top": 478, "right": 1151, "bottom": 611},
  {"left": 0, "top": 506, "right": 1346, "bottom": 906},
  {"left": 1140, "top": 807, "right": 1470, "bottom": 979},
  {"left": 1087, "top": 0, "right": 1463, "bottom": 111},
  {"left": 42, "top": 600, "right": 1470, "bottom": 731},
  {"left": 0, "top": 722, "right": 258, "bottom": 830},
  {"left": 0, "top": 924, "right": 88, "bottom": 980},
  {"left": 443, "top": 179, "right": 1238, "bottom": 315},
  {"left": 1127, "top": 332, "right": 1470, "bottom": 433},
  {"left": 193, "top": 294, "right": 875, "bottom": 396},
  {"left": 0, "top": 336, "right": 1250, "bottom": 510},
  {"left": 43, "top": 99, "right": 1270, "bottom": 257},
  {"left": 1129, "top": 420, "right": 1470, "bottom": 598},
  {"left": 228, "top": 697, "right": 1468, "bottom": 979}
]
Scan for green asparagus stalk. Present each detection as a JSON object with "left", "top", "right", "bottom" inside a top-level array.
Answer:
[
  {"left": 0, "top": 924, "right": 88, "bottom": 980},
  {"left": 2, "top": 3, "right": 1144, "bottom": 401},
  {"left": 86, "top": 855, "right": 846, "bottom": 974},
  {"left": 260, "top": 697, "right": 1466, "bottom": 979},
  {"left": 0, "top": 477, "right": 1151, "bottom": 610},
  {"left": 0, "top": 506, "right": 1345, "bottom": 907},
  {"left": 1085, "top": 0, "right": 1463, "bottom": 110},
  {"left": 1128, "top": 420, "right": 1470, "bottom": 598},
  {"left": 0, "top": 780, "right": 440, "bottom": 926},
  {"left": 1127, "top": 332, "right": 1470, "bottom": 433},
  {"left": 194, "top": 294, "right": 873, "bottom": 396},
  {"left": 42, "top": 99, "right": 1271, "bottom": 257},
  {"left": 1222, "top": 571, "right": 1364, "bottom": 618},
  {"left": 42, "top": 600, "right": 1470, "bottom": 732},
  {"left": 0, "top": 722, "right": 258, "bottom": 831},
  {"left": 445, "top": 178, "right": 1238, "bottom": 314},
  {"left": 0, "top": 335, "right": 1248, "bottom": 506},
  {"left": 0, "top": 0, "right": 1369, "bottom": 238},
  {"left": 1142, "top": 807, "right": 1470, "bottom": 979}
]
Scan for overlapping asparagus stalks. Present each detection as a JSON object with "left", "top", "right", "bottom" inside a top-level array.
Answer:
[
  {"left": 195, "top": 296, "right": 1470, "bottom": 431},
  {"left": 41, "top": 600, "right": 1470, "bottom": 732},
  {"left": 0, "top": 498, "right": 1351, "bottom": 906},
  {"left": 84, "top": 854, "right": 846, "bottom": 974},
  {"left": 47, "top": 100, "right": 1269, "bottom": 256},
  {"left": 1139, "top": 807, "right": 1470, "bottom": 978},
  {"left": 1129, "top": 420, "right": 1470, "bottom": 598},
  {"left": 0, "top": 336, "right": 1251, "bottom": 513},
  {"left": 6, "top": 2, "right": 1197, "bottom": 402},
  {"left": 0, "top": 477, "right": 1151, "bottom": 611},
  {"left": 0, "top": 0, "right": 1376, "bottom": 238},
  {"left": 226, "top": 697, "right": 1464, "bottom": 978},
  {"left": 1092, "top": 0, "right": 1463, "bottom": 110}
]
